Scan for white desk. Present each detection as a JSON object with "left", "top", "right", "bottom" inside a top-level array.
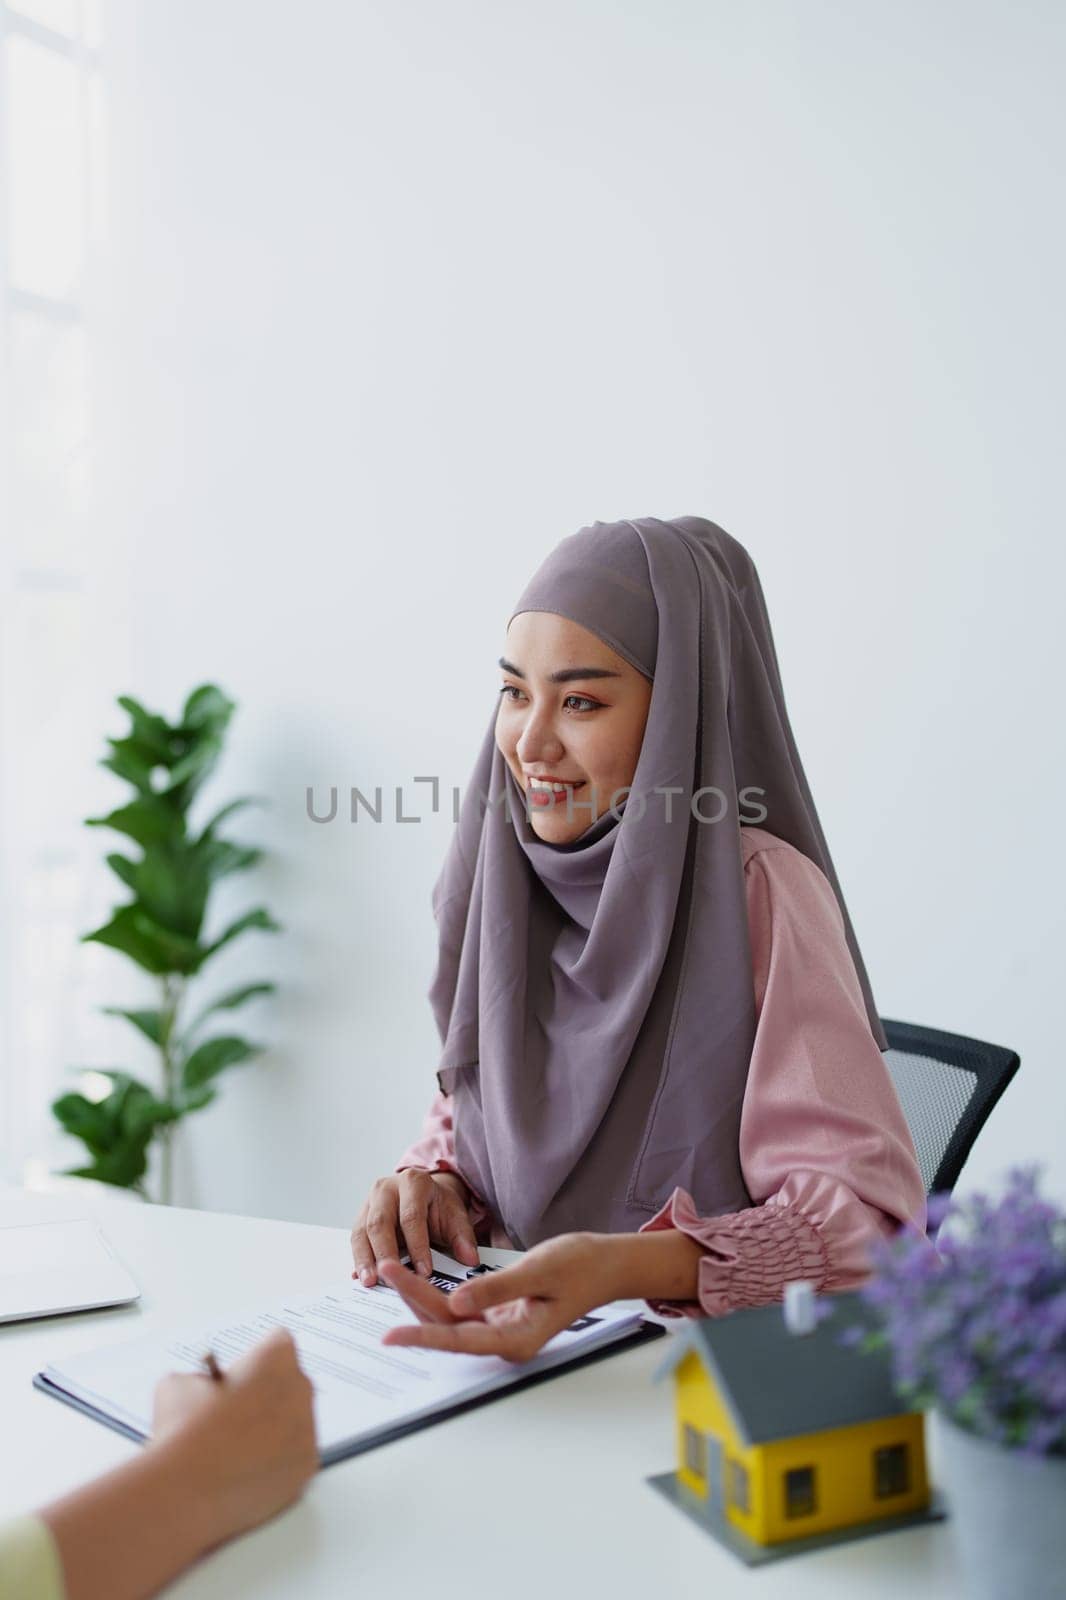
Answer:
[{"left": 0, "top": 1185, "right": 963, "bottom": 1599}]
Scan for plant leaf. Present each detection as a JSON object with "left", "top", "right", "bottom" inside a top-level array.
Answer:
[
  {"left": 123, "top": 1090, "right": 181, "bottom": 1138},
  {"left": 204, "top": 907, "right": 280, "bottom": 961},
  {"left": 60, "top": 1126, "right": 153, "bottom": 1190},
  {"left": 177, "top": 1083, "right": 217, "bottom": 1113},
  {"left": 52, "top": 1092, "right": 113, "bottom": 1157},
  {"left": 105, "top": 853, "right": 140, "bottom": 892},
  {"left": 82, "top": 905, "right": 205, "bottom": 976},
  {"left": 98, "top": 1071, "right": 181, "bottom": 1135},
  {"left": 163, "top": 735, "right": 223, "bottom": 797},
  {"left": 182, "top": 1034, "right": 261, "bottom": 1090},
  {"left": 63, "top": 1141, "right": 152, "bottom": 1189},
  {"left": 185, "top": 982, "right": 275, "bottom": 1039},
  {"left": 86, "top": 797, "right": 183, "bottom": 849},
  {"left": 133, "top": 849, "right": 210, "bottom": 939},
  {"left": 200, "top": 840, "right": 263, "bottom": 880},
  {"left": 100, "top": 1006, "right": 166, "bottom": 1046},
  {"left": 199, "top": 797, "right": 264, "bottom": 839},
  {"left": 52, "top": 1072, "right": 178, "bottom": 1188},
  {"left": 180, "top": 684, "right": 235, "bottom": 734},
  {"left": 100, "top": 738, "right": 157, "bottom": 794},
  {"left": 116, "top": 696, "right": 173, "bottom": 763}
]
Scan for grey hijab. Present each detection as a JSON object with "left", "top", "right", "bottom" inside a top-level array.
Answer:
[{"left": 430, "top": 516, "right": 885, "bottom": 1249}]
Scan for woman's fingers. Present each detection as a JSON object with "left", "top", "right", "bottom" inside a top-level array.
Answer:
[
  {"left": 383, "top": 1321, "right": 516, "bottom": 1355},
  {"left": 352, "top": 1169, "right": 479, "bottom": 1288},
  {"left": 351, "top": 1177, "right": 416, "bottom": 1285},
  {"left": 396, "top": 1170, "right": 434, "bottom": 1277},
  {"left": 383, "top": 1311, "right": 548, "bottom": 1364},
  {"left": 377, "top": 1259, "right": 464, "bottom": 1324},
  {"left": 366, "top": 1211, "right": 402, "bottom": 1268},
  {"left": 435, "top": 1194, "right": 480, "bottom": 1268},
  {"left": 449, "top": 1259, "right": 539, "bottom": 1317},
  {"left": 350, "top": 1213, "right": 379, "bottom": 1287},
  {"left": 363, "top": 1181, "right": 404, "bottom": 1277},
  {"left": 378, "top": 1257, "right": 565, "bottom": 1360}
]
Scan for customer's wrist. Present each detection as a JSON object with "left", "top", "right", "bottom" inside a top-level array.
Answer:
[{"left": 147, "top": 1427, "right": 236, "bottom": 1555}]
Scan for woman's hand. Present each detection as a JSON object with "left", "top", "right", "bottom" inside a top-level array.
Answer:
[
  {"left": 378, "top": 1232, "right": 624, "bottom": 1362},
  {"left": 351, "top": 1168, "right": 479, "bottom": 1285}
]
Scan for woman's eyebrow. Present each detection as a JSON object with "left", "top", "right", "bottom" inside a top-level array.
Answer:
[{"left": 498, "top": 656, "right": 622, "bottom": 684}]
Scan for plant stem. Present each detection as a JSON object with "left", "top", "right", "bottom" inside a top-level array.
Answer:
[
  {"left": 158, "top": 975, "right": 185, "bottom": 1205},
  {"left": 159, "top": 1129, "right": 172, "bottom": 1208}
]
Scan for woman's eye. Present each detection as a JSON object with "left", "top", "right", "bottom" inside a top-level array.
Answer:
[{"left": 497, "top": 686, "right": 599, "bottom": 713}]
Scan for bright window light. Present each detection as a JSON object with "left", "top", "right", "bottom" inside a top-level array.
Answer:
[
  {"left": 6, "top": 0, "right": 81, "bottom": 39},
  {"left": 9, "top": 308, "right": 90, "bottom": 566},
  {"left": 6, "top": 33, "right": 87, "bottom": 301}
]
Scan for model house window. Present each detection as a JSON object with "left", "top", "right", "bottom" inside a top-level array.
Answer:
[
  {"left": 683, "top": 1424, "right": 707, "bottom": 1481},
  {"left": 728, "top": 1458, "right": 750, "bottom": 1513},
  {"left": 783, "top": 1465, "right": 817, "bottom": 1518},
  {"left": 873, "top": 1443, "right": 910, "bottom": 1497}
]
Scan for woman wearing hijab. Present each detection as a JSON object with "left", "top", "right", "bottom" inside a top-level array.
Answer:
[{"left": 350, "top": 516, "right": 926, "bottom": 1359}]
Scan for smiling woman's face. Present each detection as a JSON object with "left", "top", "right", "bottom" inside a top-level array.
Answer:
[{"left": 495, "top": 611, "right": 653, "bottom": 844}]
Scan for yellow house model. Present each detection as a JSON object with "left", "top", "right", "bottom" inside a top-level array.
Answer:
[{"left": 648, "top": 1286, "right": 945, "bottom": 1567}]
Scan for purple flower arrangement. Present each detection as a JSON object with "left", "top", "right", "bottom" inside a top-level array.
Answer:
[{"left": 843, "top": 1167, "right": 1066, "bottom": 1455}]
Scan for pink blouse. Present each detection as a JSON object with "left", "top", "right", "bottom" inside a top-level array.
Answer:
[{"left": 395, "top": 825, "right": 927, "bottom": 1317}]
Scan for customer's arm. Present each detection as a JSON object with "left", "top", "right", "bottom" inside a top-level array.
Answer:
[
  {"left": 8, "top": 1328, "right": 316, "bottom": 1600},
  {"left": 0, "top": 1515, "right": 65, "bottom": 1600}
]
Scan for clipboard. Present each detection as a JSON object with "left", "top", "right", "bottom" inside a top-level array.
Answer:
[{"left": 35, "top": 1317, "right": 665, "bottom": 1467}]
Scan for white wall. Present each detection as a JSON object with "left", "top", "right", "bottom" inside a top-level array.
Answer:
[{"left": 79, "top": 0, "right": 1064, "bottom": 1223}]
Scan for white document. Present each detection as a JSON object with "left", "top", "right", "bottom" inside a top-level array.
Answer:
[
  {"left": 0, "top": 1219, "right": 140, "bottom": 1323},
  {"left": 39, "top": 1250, "right": 648, "bottom": 1463}
]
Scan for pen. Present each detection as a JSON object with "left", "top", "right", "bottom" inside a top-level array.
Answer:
[{"left": 201, "top": 1349, "right": 224, "bottom": 1382}]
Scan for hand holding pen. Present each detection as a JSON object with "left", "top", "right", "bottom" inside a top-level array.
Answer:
[
  {"left": 38, "top": 1330, "right": 318, "bottom": 1600},
  {"left": 151, "top": 1329, "right": 318, "bottom": 1546}
]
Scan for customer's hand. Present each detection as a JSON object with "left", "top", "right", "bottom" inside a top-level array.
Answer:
[
  {"left": 40, "top": 1328, "right": 319, "bottom": 1600},
  {"left": 150, "top": 1327, "right": 318, "bottom": 1549},
  {"left": 351, "top": 1168, "right": 479, "bottom": 1284},
  {"left": 378, "top": 1232, "right": 621, "bottom": 1362}
]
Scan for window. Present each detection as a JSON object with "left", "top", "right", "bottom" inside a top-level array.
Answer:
[
  {"left": 784, "top": 1465, "right": 817, "bottom": 1518},
  {"left": 683, "top": 1424, "right": 707, "bottom": 1481},
  {"left": 727, "top": 1458, "right": 750, "bottom": 1513},
  {"left": 874, "top": 1443, "right": 910, "bottom": 1497},
  {"left": 1, "top": 0, "right": 107, "bottom": 1185}
]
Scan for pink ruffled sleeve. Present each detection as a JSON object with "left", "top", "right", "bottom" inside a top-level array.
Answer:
[
  {"left": 394, "top": 1090, "right": 495, "bottom": 1240},
  {"left": 641, "top": 833, "right": 928, "bottom": 1318}
]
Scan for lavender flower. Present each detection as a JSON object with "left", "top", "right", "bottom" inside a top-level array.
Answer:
[{"left": 843, "top": 1167, "right": 1066, "bottom": 1455}]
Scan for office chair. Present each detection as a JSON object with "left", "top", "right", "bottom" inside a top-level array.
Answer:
[{"left": 880, "top": 1018, "right": 1020, "bottom": 1200}]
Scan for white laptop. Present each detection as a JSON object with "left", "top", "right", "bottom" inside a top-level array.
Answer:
[{"left": 0, "top": 1218, "right": 140, "bottom": 1323}]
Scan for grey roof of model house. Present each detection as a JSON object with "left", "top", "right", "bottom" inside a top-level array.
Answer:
[{"left": 655, "top": 1291, "right": 911, "bottom": 1446}]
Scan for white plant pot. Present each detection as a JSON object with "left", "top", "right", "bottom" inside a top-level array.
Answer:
[{"left": 935, "top": 1409, "right": 1066, "bottom": 1600}]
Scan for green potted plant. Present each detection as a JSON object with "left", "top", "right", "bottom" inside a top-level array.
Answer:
[
  {"left": 844, "top": 1168, "right": 1066, "bottom": 1600},
  {"left": 52, "top": 684, "right": 279, "bottom": 1202}
]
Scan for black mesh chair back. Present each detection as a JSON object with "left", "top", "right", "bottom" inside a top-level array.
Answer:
[{"left": 880, "top": 1019, "right": 1020, "bottom": 1198}]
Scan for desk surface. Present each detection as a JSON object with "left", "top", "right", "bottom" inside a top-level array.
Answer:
[{"left": 1, "top": 1185, "right": 963, "bottom": 1599}]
